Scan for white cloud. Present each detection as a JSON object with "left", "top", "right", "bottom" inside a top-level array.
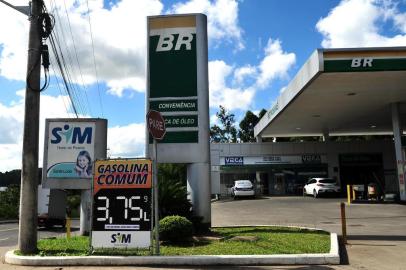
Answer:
[
  {"left": 209, "top": 37, "right": 295, "bottom": 111},
  {"left": 106, "top": 77, "right": 146, "bottom": 97},
  {"left": 0, "top": 97, "right": 24, "bottom": 144},
  {"left": 0, "top": 89, "right": 145, "bottom": 172},
  {"left": 233, "top": 65, "right": 257, "bottom": 85},
  {"left": 210, "top": 114, "right": 220, "bottom": 126},
  {"left": 0, "top": 5, "right": 28, "bottom": 80},
  {"left": 107, "top": 123, "right": 145, "bottom": 157},
  {"left": 209, "top": 60, "right": 254, "bottom": 110},
  {"left": 0, "top": 144, "right": 23, "bottom": 173},
  {"left": 0, "top": 91, "right": 77, "bottom": 172},
  {"left": 0, "top": 0, "right": 164, "bottom": 97},
  {"left": 256, "top": 39, "right": 296, "bottom": 89},
  {"left": 169, "top": 0, "right": 244, "bottom": 50},
  {"left": 316, "top": 0, "right": 406, "bottom": 48},
  {"left": 0, "top": 0, "right": 246, "bottom": 98}
]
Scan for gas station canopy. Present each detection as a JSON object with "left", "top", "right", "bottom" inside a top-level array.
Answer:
[{"left": 254, "top": 47, "right": 406, "bottom": 138}]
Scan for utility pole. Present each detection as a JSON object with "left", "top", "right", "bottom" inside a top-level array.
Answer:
[{"left": 18, "top": 0, "right": 42, "bottom": 254}]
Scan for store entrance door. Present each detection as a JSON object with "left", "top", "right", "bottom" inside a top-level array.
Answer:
[
  {"left": 339, "top": 154, "right": 385, "bottom": 198},
  {"left": 272, "top": 173, "right": 285, "bottom": 195}
]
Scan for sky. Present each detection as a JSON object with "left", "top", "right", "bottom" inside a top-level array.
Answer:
[{"left": 1, "top": 0, "right": 406, "bottom": 172}]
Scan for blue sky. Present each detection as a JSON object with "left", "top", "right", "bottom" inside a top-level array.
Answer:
[{"left": 1, "top": 0, "right": 406, "bottom": 172}]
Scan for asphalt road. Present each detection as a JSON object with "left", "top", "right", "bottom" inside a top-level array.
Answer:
[
  {"left": 0, "top": 223, "right": 18, "bottom": 248},
  {"left": 1, "top": 197, "right": 405, "bottom": 270},
  {"left": 0, "top": 219, "right": 80, "bottom": 262}
]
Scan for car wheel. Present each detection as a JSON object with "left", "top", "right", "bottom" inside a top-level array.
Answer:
[{"left": 313, "top": 189, "right": 318, "bottom": 198}]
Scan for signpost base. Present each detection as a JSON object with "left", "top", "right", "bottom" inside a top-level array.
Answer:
[{"left": 187, "top": 162, "right": 211, "bottom": 226}]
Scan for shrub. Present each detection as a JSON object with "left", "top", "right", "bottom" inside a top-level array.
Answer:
[
  {"left": 158, "top": 175, "right": 192, "bottom": 219},
  {"left": 157, "top": 164, "right": 199, "bottom": 220},
  {"left": 0, "top": 185, "right": 20, "bottom": 219},
  {"left": 159, "top": 215, "right": 193, "bottom": 242}
]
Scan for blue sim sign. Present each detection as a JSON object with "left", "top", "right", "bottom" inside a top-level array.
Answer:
[{"left": 51, "top": 124, "right": 93, "bottom": 144}]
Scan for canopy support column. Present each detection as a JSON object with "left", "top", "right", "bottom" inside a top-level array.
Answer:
[{"left": 391, "top": 103, "right": 406, "bottom": 201}]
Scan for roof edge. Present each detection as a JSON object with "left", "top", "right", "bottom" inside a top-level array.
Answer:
[{"left": 254, "top": 49, "right": 322, "bottom": 137}]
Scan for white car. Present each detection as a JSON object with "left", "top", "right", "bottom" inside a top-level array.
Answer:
[
  {"left": 303, "top": 178, "right": 340, "bottom": 198},
  {"left": 231, "top": 180, "right": 255, "bottom": 199}
]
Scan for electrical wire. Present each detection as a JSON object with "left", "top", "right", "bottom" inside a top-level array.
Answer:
[
  {"left": 62, "top": 0, "right": 93, "bottom": 116},
  {"left": 85, "top": 0, "right": 104, "bottom": 117},
  {"left": 44, "top": 0, "right": 80, "bottom": 117},
  {"left": 42, "top": 0, "right": 104, "bottom": 118},
  {"left": 49, "top": 57, "right": 70, "bottom": 115},
  {"left": 50, "top": 0, "right": 86, "bottom": 116},
  {"left": 49, "top": 33, "right": 79, "bottom": 117}
]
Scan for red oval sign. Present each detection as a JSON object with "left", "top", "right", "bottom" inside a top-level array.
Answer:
[{"left": 147, "top": 110, "right": 166, "bottom": 140}]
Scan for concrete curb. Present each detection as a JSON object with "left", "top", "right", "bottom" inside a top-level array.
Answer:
[
  {"left": 0, "top": 220, "right": 18, "bottom": 224},
  {"left": 4, "top": 233, "right": 340, "bottom": 266}
]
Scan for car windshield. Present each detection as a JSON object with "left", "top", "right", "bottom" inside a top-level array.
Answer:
[
  {"left": 319, "top": 179, "right": 336, "bottom": 184},
  {"left": 235, "top": 180, "right": 251, "bottom": 186}
]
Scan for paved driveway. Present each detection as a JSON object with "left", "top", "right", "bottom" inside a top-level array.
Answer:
[{"left": 212, "top": 196, "right": 406, "bottom": 270}]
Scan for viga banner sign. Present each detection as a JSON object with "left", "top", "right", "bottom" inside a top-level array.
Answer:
[{"left": 91, "top": 159, "right": 152, "bottom": 249}]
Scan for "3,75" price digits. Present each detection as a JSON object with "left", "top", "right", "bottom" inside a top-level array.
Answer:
[{"left": 96, "top": 195, "right": 149, "bottom": 224}]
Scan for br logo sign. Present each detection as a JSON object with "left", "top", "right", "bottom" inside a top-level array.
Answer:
[{"left": 147, "top": 110, "right": 166, "bottom": 140}]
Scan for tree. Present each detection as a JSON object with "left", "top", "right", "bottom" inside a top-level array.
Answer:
[
  {"left": 0, "top": 168, "right": 42, "bottom": 187},
  {"left": 238, "top": 111, "right": 257, "bottom": 142},
  {"left": 159, "top": 163, "right": 187, "bottom": 185},
  {"left": 0, "top": 185, "right": 20, "bottom": 219},
  {"left": 258, "top": 108, "right": 267, "bottom": 119},
  {"left": 210, "top": 105, "right": 238, "bottom": 143},
  {"left": 238, "top": 110, "right": 266, "bottom": 142},
  {"left": 0, "top": 170, "right": 21, "bottom": 186}
]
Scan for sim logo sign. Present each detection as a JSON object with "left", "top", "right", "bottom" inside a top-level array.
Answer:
[
  {"left": 51, "top": 124, "right": 93, "bottom": 144},
  {"left": 111, "top": 233, "right": 132, "bottom": 244}
]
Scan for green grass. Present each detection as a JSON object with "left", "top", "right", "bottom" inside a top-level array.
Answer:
[
  {"left": 161, "top": 227, "right": 330, "bottom": 255},
  {"left": 37, "top": 236, "right": 90, "bottom": 256},
  {"left": 21, "top": 226, "right": 330, "bottom": 256}
]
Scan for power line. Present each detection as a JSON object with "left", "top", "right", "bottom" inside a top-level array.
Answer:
[
  {"left": 85, "top": 0, "right": 104, "bottom": 117},
  {"left": 42, "top": 0, "right": 104, "bottom": 118},
  {"left": 62, "top": 0, "right": 93, "bottom": 116},
  {"left": 43, "top": 1, "right": 79, "bottom": 117},
  {"left": 49, "top": 0, "right": 86, "bottom": 116},
  {"left": 49, "top": 57, "right": 70, "bottom": 115},
  {"left": 49, "top": 32, "right": 79, "bottom": 117}
]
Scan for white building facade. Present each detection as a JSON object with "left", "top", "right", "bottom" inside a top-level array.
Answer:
[{"left": 210, "top": 140, "right": 396, "bottom": 197}]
